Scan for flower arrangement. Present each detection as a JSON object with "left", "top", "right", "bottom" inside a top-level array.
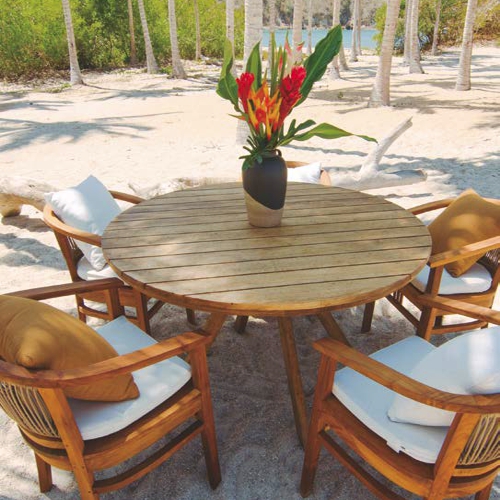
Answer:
[{"left": 217, "top": 25, "right": 375, "bottom": 169}]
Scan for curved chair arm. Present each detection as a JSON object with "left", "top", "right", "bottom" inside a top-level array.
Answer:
[
  {"left": 314, "top": 337, "right": 500, "bottom": 413},
  {"left": 410, "top": 196, "right": 500, "bottom": 216},
  {"left": 0, "top": 331, "right": 209, "bottom": 388},
  {"left": 109, "top": 190, "right": 144, "bottom": 204},
  {"left": 418, "top": 296, "right": 500, "bottom": 326},
  {"left": 428, "top": 235, "right": 500, "bottom": 269},
  {"left": 5, "top": 279, "right": 124, "bottom": 300},
  {"left": 43, "top": 204, "right": 102, "bottom": 247}
]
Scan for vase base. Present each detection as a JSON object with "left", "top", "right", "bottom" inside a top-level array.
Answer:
[{"left": 244, "top": 191, "right": 284, "bottom": 227}]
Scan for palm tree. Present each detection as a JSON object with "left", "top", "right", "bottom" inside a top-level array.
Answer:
[
  {"left": 431, "top": 0, "right": 442, "bottom": 55},
  {"left": 408, "top": 0, "right": 424, "bottom": 73},
  {"left": 137, "top": 0, "right": 159, "bottom": 73},
  {"left": 306, "top": 0, "right": 313, "bottom": 55},
  {"left": 61, "top": 0, "right": 83, "bottom": 85},
  {"left": 269, "top": 0, "right": 277, "bottom": 34},
  {"left": 368, "top": 0, "right": 402, "bottom": 107},
  {"left": 403, "top": 0, "right": 411, "bottom": 64},
  {"left": 193, "top": 0, "right": 202, "bottom": 60},
  {"left": 292, "top": 0, "right": 304, "bottom": 61},
  {"left": 350, "top": 0, "right": 360, "bottom": 62},
  {"left": 127, "top": 0, "right": 138, "bottom": 65},
  {"left": 226, "top": 0, "right": 235, "bottom": 75},
  {"left": 329, "top": 0, "right": 342, "bottom": 78},
  {"left": 244, "top": 0, "right": 263, "bottom": 60},
  {"left": 167, "top": 0, "right": 187, "bottom": 78},
  {"left": 455, "top": 0, "right": 478, "bottom": 90}
]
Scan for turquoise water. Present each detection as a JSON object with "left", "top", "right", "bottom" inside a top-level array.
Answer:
[{"left": 262, "top": 28, "right": 378, "bottom": 50}]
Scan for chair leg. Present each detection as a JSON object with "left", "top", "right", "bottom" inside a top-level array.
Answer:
[
  {"left": 133, "top": 290, "right": 150, "bottom": 334},
  {"left": 76, "top": 296, "right": 88, "bottom": 323},
  {"left": 186, "top": 308, "right": 196, "bottom": 325},
  {"left": 361, "top": 302, "right": 375, "bottom": 333},
  {"left": 300, "top": 419, "right": 323, "bottom": 497},
  {"left": 417, "top": 306, "right": 437, "bottom": 341},
  {"left": 234, "top": 315, "right": 249, "bottom": 334},
  {"left": 475, "top": 481, "right": 493, "bottom": 500},
  {"left": 34, "top": 453, "right": 52, "bottom": 493}
]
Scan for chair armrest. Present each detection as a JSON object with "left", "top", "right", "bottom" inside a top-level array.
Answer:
[
  {"left": 418, "top": 296, "right": 500, "bottom": 326},
  {"left": 409, "top": 198, "right": 455, "bottom": 215},
  {"left": 43, "top": 204, "right": 102, "bottom": 246},
  {"left": 410, "top": 196, "right": 499, "bottom": 216},
  {"left": 0, "top": 331, "right": 210, "bottom": 388},
  {"left": 5, "top": 279, "right": 124, "bottom": 300},
  {"left": 109, "top": 190, "right": 144, "bottom": 204},
  {"left": 428, "top": 235, "right": 500, "bottom": 268},
  {"left": 313, "top": 337, "right": 500, "bottom": 413}
]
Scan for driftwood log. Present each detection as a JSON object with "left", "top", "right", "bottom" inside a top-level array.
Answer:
[
  {"left": 333, "top": 117, "right": 427, "bottom": 190},
  {"left": 0, "top": 177, "right": 58, "bottom": 217}
]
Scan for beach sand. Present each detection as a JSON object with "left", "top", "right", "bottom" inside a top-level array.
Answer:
[{"left": 0, "top": 45, "right": 499, "bottom": 499}]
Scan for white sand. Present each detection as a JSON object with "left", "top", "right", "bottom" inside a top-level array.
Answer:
[{"left": 0, "top": 46, "right": 499, "bottom": 499}]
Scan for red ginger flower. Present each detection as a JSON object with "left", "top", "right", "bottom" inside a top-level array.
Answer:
[
  {"left": 236, "top": 72, "right": 255, "bottom": 113},
  {"left": 277, "top": 66, "right": 306, "bottom": 129}
]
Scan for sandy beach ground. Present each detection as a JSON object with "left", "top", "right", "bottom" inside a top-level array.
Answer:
[{"left": 0, "top": 45, "right": 499, "bottom": 499}]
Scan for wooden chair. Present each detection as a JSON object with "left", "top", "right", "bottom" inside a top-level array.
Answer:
[
  {"left": 0, "top": 279, "right": 221, "bottom": 500},
  {"left": 301, "top": 297, "right": 500, "bottom": 500},
  {"left": 234, "top": 161, "right": 331, "bottom": 334},
  {"left": 361, "top": 196, "right": 500, "bottom": 340},
  {"left": 44, "top": 190, "right": 195, "bottom": 334}
]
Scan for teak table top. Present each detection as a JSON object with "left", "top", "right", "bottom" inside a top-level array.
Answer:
[
  {"left": 102, "top": 182, "right": 431, "bottom": 317},
  {"left": 103, "top": 182, "right": 431, "bottom": 446}
]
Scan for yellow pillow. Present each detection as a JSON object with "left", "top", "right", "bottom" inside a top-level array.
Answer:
[
  {"left": 428, "top": 189, "right": 500, "bottom": 277},
  {"left": 0, "top": 295, "right": 139, "bottom": 402}
]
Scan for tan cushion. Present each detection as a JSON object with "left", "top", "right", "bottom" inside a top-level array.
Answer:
[
  {"left": 428, "top": 189, "right": 500, "bottom": 277},
  {"left": 0, "top": 295, "right": 139, "bottom": 402}
]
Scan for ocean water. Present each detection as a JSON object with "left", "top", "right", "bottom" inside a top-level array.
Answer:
[{"left": 262, "top": 28, "right": 378, "bottom": 50}]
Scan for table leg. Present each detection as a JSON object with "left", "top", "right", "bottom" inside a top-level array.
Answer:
[
  {"left": 277, "top": 317, "right": 308, "bottom": 447},
  {"left": 317, "top": 311, "right": 351, "bottom": 346},
  {"left": 234, "top": 315, "right": 249, "bottom": 334},
  {"left": 198, "top": 313, "right": 227, "bottom": 346}
]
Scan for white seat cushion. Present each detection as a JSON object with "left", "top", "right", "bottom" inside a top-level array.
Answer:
[
  {"left": 388, "top": 327, "right": 500, "bottom": 427},
  {"left": 45, "top": 176, "right": 121, "bottom": 271},
  {"left": 412, "top": 262, "right": 491, "bottom": 294},
  {"left": 77, "top": 256, "right": 119, "bottom": 281},
  {"left": 68, "top": 316, "right": 191, "bottom": 440},
  {"left": 287, "top": 162, "right": 322, "bottom": 184},
  {"left": 333, "top": 336, "right": 449, "bottom": 463}
]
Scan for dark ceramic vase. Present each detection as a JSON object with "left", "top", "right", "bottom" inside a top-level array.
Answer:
[{"left": 242, "top": 150, "right": 287, "bottom": 227}]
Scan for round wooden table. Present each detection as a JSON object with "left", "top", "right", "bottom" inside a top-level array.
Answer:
[{"left": 102, "top": 182, "right": 431, "bottom": 445}]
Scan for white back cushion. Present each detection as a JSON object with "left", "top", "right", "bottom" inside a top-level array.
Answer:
[
  {"left": 287, "top": 162, "right": 322, "bottom": 184},
  {"left": 388, "top": 327, "right": 500, "bottom": 426},
  {"left": 45, "top": 176, "right": 121, "bottom": 271}
]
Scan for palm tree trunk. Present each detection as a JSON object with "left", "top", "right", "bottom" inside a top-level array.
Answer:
[
  {"left": 306, "top": 0, "right": 313, "bottom": 55},
  {"left": 193, "top": 0, "right": 202, "bottom": 60},
  {"left": 61, "top": 0, "right": 83, "bottom": 85},
  {"left": 269, "top": 0, "right": 276, "bottom": 34},
  {"left": 408, "top": 0, "right": 424, "bottom": 73},
  {"left": 403, "top": 0, "right": 411, "bottom": 65},
  {"left": 368, "top": 0, "right": 402, "bottom": 107},
  {"left": 356, "top": 0, "right": 362, "bottom": 56},
  {"left": 168, "top": 0, "right": 187, "bottom": 78},
  {"left": 339, "top": 45, "right": 349, "bottom": 70},
  {"left": 137, "top": 0, "right": 159, "bottom": 73},
  {"left": 244, "top": 0, "right": 263, "bottom": 61},
  {"left": 292, "top": 0, "right": 304, "bottom": 61},
  {"left": 431, "top": 0, "right": 441, "bottom": 56},
  {"left": 127, "top": 0, "right": 138, "bottom": 65},
  {"left": 329, "top": 0, "right": 342, "bottom": 78},
  {"left": 226, "top": 0, "right": 235, "bottom": 75},
  {"left": 350, "top": 0, "right": 359, "bottom": 62},
  {"left": 455, "top": 0, "right": 478, "bottom": 90}
]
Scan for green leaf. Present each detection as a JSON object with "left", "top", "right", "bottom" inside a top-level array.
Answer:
[
  {"left": 245, "top": 42, "right": 262, "bottom": 90},
  {"left": 216, "top": 39, "right": 238, "bottom": 108},
  {"left": 287, "top": 122, "right": 377, "bottom": 144},
  {"left": 297, "top": 25, "right": 343, "bottom": 106}
]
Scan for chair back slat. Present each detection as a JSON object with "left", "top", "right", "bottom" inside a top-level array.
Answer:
[
  {"left": 0, "top": 383, "right": 59, "bottom": 438},
  {"left": 53, "top": 226, "right": 83, "bottom": 282},
  {"left": 479, "top": 248, "right": 500, "bottom": 288},
  {"left": 458, "top": 414, "right": 499, "bottom": 466}
]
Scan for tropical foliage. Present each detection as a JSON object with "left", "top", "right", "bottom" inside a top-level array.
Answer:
[
  {"left": 0, "top": 0, "right": 243, "bottom": 79},
  {"left": 217, "top": 26, "right": 375, "bottom": 169}
]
